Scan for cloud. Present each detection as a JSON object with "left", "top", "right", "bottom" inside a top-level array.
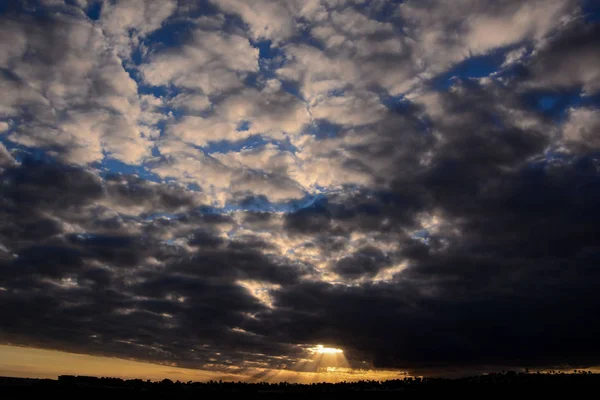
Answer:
[
  {"left": 524, "top": 23, "right": 600, "bottom": 94},
  {"left": 100, "top": 0, "right": 177, "bottom": 58},
  {"left": 332, "top": 245, "right": 392, "bottom": 279},
  {"left": 310, "top": 90, "right": 386, "bottom": 126},
  {"left": 0, "top": 10, "right": 152, "bottom": 165},
  {"left": 0, "top": 158, "right": 311, "bottom": 367},
  {"left": 210, "top": 0, "right": 298, "bottom": 43},
  {"left": 2, "top": 0, "right": 600, "bottom": 378},
  {"left": 563, "top": 107, "right": 600, "bottom": 149},
  {"left": 141, "top": 28, "right": 259, "bottom": 94},
  {"left": 0, "top": 143, "right": 15, "bottom": 167},
  {"left": 400, "top": 0, "right": 579, "bottom": 73},
  {"left": 163, "top": 84, "right": 309, "bottom": 148}
]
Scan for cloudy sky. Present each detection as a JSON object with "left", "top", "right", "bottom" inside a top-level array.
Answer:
[{"left": 1, "top": 0, "right": 600, "bottom": 381}]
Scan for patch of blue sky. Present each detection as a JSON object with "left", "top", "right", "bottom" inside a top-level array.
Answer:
[
  {"left": 528, "top": 148, "right": 573, "bottom": 170},
  {"left": 161, "top": 238, "right": 176, "bottom": 246},
  {"left": 139, "top": 1, "right": 222, "bottom": 53},
  {"left": 274, "top": 136, "right": 299, "bottom": 153},
  {"left": 280, "top": 80, "right": 304, "bottom": 100},
  {"left": 520, "top": 154, "right": 587, "bottom": 203},
  {"left": 305, "top": 119, "right": 343, "bottom": 140},
  {"left": 141, "top": 191, "right": 333, "bottom": 218},
  {"left": 577, "top": 91, "right": 600, "bottom": 108},
  {"left": 236, "top": 120, "right": 251, "bottom": 132},
  {"left": 142, "top": 20, "right": 198, "bottom": 53},
  {"left": 138, "top": 84, "right": 172, "bottom": 99},
  {"left": 223, "top": 192, "right": 327, "bottom": 214},
  {"left": 0, "top": 136, "right": 57, "bottom": 164},
  {"left": 254, "top": 40, "right": 278, "bottom": 60},
  {"left": 69, "top": 233, "right": 133, "bottom": 247},
  {"left": 289, "top": 28, "right": 326, "bottom": 52},
  {"left": 583, "top": 0, "right": 600, "bottom": 23},
  {"left": 0, "top": 0, "right": 11, "bottom": 15},
  {"left": 411, "top": 229, "right": 431, "bottom": 244},
  {"left": 95, "top": 157, "right": 162, "bottom": 183},
  {"left": 432, "top": 48, "right": 511, "bottom": 91},
  {"left": 379, "top": 92, "right": 420, "bottom": 116},
  {"left": 521, "top": 89, "right": 598, "bottom": 122},
  {"left": 253, "top": 40, "right": 287, "bottom": 77},
  {"left": 194, "top": 205, "right": 222, "bottom": 215},
  {"left": 492, "top": 46, "right": 535, "bottom": 79},
  {"left": 241, "top": 71, "right": 262, "bottom": 89},
  {"left": 143, "top": 212, "right": 179, "bottom": 222},
  {"left": 354, "top": 0, "right": 405, "bottom": 28},
  {"left": 82, "top": 0, "right": 101, "bottom": 21},
  {"left": 186, "top": 182, "right": 202, "bottom": 192},
  {"left": 199, "top": 134, "right": 298, "bottom": 155},
  {"left": 200, "top": 134, "right": 270, "bottom": 154},
  {"left": 327, "top": 88, "right": 346, "bottom": 97},
  {"left": 127, "top": 44, "right": 146, "bottom": 68},
  {"left": 378, "top": 93, "right": 433, "bottom": 134},
  {"left": 246, "top": 40, "right": 301, "bottom": 98}
]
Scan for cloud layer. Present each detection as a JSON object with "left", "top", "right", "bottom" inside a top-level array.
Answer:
[{"left": 1, "top": 0, "right": 600, "bottom": 377}]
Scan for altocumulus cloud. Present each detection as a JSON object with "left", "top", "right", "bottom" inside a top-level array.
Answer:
[{"left": 1, "top": 0, "right": 600, "bottom": 377}]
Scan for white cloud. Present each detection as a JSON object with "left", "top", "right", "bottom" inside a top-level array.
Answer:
[
  {"left": 281, "top": 8, "right": 416, "bottom": 98},
  {"left": 310, "top": 90, "right": 386, "bottom": 127},
  {"left": 218, "top": 84, "right": 310, "bottom": 135},
  {"left": 213, "top": 144, "right": 297, "bottom": 175},
  {"left": 168, "top": 93, "right": 211, "bottom": 113},
  {"left": 277, "top": 44, "right": 360, "bottom": 100},
  {"left": 330, "top": 8, "right": 393, "bottom": 36},
  {"left": 152, "top": 140, "right": 306, "bottom": 205},
  {"left": 164, "top": 82, "right": 309, "bottom": 147},
  {"left": 141, "top": 28, "right": 259, "bottom": 95},
  {"left": 563, "top": 107, "right": 600, "bottom": 149},
  {"left": 100, "top": 0, "right": 177, "bottom": 58},
  {"left": 0, "top": 142, "right": 15, "bottom": 167},
  {"left": 0, "top": 12, "right": 152, "bottom": 165},
  {"left": 400, "top": 0, "right": 578, "bottom": 73},
  {"left": 210, "top": 0, "right": 297, "bottom": 43},
  {"left": 0, "top": 121, "right": 10, "bottom": 133},
  {"left": 290, "top": 135, "right": 374, "bottom": 190},
  {"left": 167, "top": 115, "right": 241, "bottom": 147}
]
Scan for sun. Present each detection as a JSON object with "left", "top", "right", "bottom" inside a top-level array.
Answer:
[{"left": 310, "top": 345, "right": 344, "bottom": 354}]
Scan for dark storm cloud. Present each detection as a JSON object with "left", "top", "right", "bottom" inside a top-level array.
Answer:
[
  {"left": 284, "top": 203, "right": 332, "bottom": 234},
  {"left": 264, "top": 20, "right": 600, "bottom": 371},
  {"left": 104, "top": 174, "right": 198, "bottom": 212},
  {"left": 254, "top": 156, "right": 600, "bottom": 371},
  {"left": 0, "top": 157, "right": 314, "bottom": 368},
  {"left": 171, "top": 248, "right": 310, "bottom": 285},
  {"left": 332, "top": 246, "right": 392, "bottom": 279},
  {"left": 524, "top": 22, "right": 600, "bottom": 93}
]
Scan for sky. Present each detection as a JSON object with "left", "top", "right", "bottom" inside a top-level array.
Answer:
[{"left": 1, "top": 0, "right": 600, "bottom": 381}]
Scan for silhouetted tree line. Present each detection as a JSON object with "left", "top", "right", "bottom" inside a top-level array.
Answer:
[{"left": 1, "top": 370, "right": 599, "bottom": 396}]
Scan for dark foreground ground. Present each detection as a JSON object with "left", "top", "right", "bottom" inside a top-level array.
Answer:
[{"left": 2, "top": 371, "right": 600, "bottom": 397}]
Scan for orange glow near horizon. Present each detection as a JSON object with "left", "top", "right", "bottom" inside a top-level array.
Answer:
[{"left": 0, "top": 344, "right": 408, "bottom": 383}]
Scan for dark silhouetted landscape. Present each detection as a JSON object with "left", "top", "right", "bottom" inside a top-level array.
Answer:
[{"left": 2, "top": 371, "right": 600, "bottom": 397}]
